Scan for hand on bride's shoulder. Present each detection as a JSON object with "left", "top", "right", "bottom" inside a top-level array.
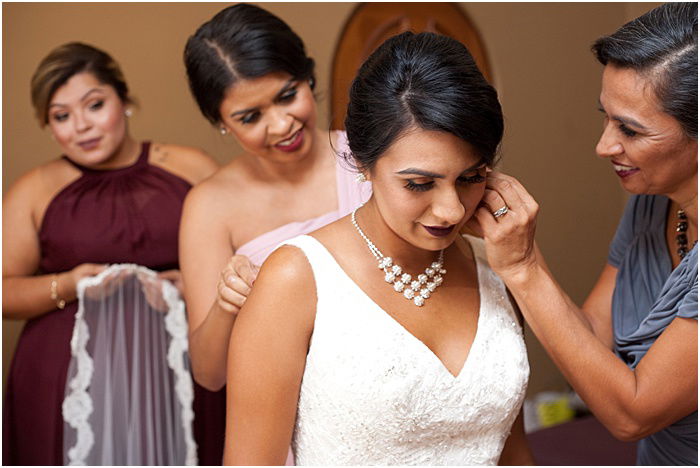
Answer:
[{"left": 236, "top": 244, "right": 316, "bottom": 330}]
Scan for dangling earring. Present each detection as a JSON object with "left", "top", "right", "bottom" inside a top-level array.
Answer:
[
  {"left": 220, "top": 127, "right": 227, "bottom": 136},
  {"left": 124, "top": 108, "right": 133, "bottom": 118},
  {"left": 355, "top": 172, "right": 367, "bottom": 183}
]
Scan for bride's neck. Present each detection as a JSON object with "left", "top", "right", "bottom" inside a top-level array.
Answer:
[{"left": 355, "top": 202, "right": 443, "bottom": 273}]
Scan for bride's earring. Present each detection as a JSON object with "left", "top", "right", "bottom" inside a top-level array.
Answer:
[{"left": 355, "top": 172, "right": 367, "bottom": 183}]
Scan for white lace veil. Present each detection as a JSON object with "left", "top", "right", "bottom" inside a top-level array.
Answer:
[{"left": 62, "top": 264, "right": 197, "bottom": 465}]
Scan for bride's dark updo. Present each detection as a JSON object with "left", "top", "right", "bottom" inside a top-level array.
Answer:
[{"left": 344, "top": 31, "right": 503, "bottom": 172}]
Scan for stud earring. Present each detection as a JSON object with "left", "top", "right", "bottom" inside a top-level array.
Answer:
[
  {"left": 355, "top": 172, "right": 367, "bottom": 183},
  {"left": 220, "top": 127, "right": 227, "bottom": 135},
  {"left": 124, "top": 109, "right": 133, "bottom": 118}
]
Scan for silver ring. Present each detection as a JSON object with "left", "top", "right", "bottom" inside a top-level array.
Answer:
[{"left": 492, "top": 206, "right": 509, "bottom": 218}]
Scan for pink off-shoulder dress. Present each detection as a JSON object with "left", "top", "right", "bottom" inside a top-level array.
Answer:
[{"left": 236, "top": 131, "right": 371, "bottom": 266}]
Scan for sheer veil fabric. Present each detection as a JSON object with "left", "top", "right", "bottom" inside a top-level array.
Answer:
[{"left": 62, "top": 264, "right": 197, "bottom": 465}]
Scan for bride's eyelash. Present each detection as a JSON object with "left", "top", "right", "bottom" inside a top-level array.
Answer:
[
  {"left": 405, "top": 171, "right": 486, "bottom": 192},
  {"left": 405, "top": 180, "right": 434, "bottom": 192},
  {"left": 458, "top": 173, "right": 486, "bottom": 184}
]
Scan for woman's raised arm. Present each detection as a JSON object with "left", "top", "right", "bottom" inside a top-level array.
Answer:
[
  {"left": 179, "top": 180, "right": 255, "bottom": 391},
  {"left": 469, "top": 172, "right": 698, "bottom": 441}
]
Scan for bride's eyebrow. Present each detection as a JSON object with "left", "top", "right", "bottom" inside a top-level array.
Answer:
[
  {"left": 396, "top": 160, "right": 486, "bottom": 178},
  {"left": 396, "top": 168, "right": 444, "bottom": 178}
]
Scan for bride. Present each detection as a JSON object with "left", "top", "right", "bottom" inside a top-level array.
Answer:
[{"left": 223, "top": 31, "right": 532, "bottom": 465}]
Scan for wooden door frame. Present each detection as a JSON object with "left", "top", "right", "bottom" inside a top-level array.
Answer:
[{"left": 330, "top": 2, "right": 492, "bottom": 130}]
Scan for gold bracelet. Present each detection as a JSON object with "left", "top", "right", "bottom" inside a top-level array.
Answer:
[{"left": 50, "top": 274, "right": 66, "bottom": 310}]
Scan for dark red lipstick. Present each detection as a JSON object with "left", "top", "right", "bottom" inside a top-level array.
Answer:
[{"left": 423, "top": 225, "right": 455, "bottom": 237}]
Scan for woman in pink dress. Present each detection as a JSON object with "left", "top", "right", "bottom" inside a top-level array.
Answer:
[
  {"left": 179, "top": 4, "right": 370, "bottom": 463},
  {"left": 2, "top": 42, "right": 218, "bottom": 465}
]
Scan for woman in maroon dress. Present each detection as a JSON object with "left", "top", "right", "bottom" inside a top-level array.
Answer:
[{"left": 2, "top": 42, "right": 218, "bottom": 465}]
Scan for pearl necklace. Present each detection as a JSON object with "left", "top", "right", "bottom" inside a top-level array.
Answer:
[{"left": 351, "top": 207, "right": 446, "bottom": 307}]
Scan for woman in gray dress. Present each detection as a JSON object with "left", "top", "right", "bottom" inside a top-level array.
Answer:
[{"left": 468, "top": 3, "right": 697, "bottom": 465}]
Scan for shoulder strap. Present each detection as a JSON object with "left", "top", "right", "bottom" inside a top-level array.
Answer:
[{"left": 277, "top": 235, "right": 352, "bottom": 300}]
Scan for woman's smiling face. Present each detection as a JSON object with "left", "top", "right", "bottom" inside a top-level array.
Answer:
[
  {"left": 596, "top": 65, "right": 698, "bottom": 198},
  {"left": 218, "top": 72, "right": 317, "bottom": 164}
]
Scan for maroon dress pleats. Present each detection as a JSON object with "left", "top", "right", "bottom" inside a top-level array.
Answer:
[{"left": 3, "top": 142, "right": 225, "bottom": 465}]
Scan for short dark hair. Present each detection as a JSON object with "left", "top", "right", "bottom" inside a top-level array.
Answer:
[
  {"left": 592, "top": 2, "right": 697, "bottom": 139},
  {"left": 184, "top": 3, "right": 316, "bottom": 126},
  {"left": 344, "top": 32, "right": 503, "bottom": 172},
  {"left": 31, "top": 42, "right": 131, "bottom": 127}
]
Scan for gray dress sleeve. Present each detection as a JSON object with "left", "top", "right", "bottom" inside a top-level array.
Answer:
[
  {"left": 607, "top": 195, "right": 638, "bottom": 268},
  {"left": 608, "top": 194, "right": 697, "bottom": 465},
  {"left": 677, "top": 274, "right": 698, "bottom": 320}
]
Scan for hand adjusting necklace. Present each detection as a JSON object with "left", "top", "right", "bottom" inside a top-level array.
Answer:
[
  {"left": 676, "top": 209, "right": 696, "bottom": 259},
  {"left": 351, "top": 207, "right": 446, "bottom": 307}
]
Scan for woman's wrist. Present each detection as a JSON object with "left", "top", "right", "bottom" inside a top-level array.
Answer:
[
  {"left": 209, "top": 301, "right": 239, "bottom": 330},
  {"left": 497, "top": 257, "right": 543, "bottom": 290},
  {"left": 49, "top": 274, "right": 66, "bottom": 309}
]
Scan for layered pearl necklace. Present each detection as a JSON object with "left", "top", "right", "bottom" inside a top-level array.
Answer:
[{"left": 351, "top": 207, "right": 446, "bottom": 307}]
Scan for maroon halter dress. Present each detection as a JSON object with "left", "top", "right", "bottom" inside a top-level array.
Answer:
[{"left": 3, "top": 142, "right": 225, "bottom": 465}]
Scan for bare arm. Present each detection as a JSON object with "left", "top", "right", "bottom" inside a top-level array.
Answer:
[
  {"left": 580, "top": 263, "right": 617, "bottom": 349},
  {"left": 468, "top": 172, "right": 698, "bottom": 440},
  {"left": 3, "top": 169, "right": 104, "bottom": 319},
  {"left": 498, "top": 410, "right": 534, "bottom": 465},
  {"left": 224, "top": 245, "right": 315, "bottom": 465},
  {"left": 507, "top": 262, "right": 696, "bottom": 440},
  {"left": 179, "top": 182, "right": 257, "bottom": 390}
]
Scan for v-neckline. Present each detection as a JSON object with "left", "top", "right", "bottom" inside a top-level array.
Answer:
[{"left": 305, "top": 234, "right": 485, "bottom": 380}]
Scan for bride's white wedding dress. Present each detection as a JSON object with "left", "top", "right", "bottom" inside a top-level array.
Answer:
[{"left": 282, "top": 234, "right": 529, "bottom": 465}]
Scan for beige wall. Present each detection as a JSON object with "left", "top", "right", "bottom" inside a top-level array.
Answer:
[{"left": 3, "top": 3, "right": 659, "bottom": 396}]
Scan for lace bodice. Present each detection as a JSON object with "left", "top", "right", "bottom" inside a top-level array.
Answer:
[{"left": 281, "top": 235, "right": 529, "bottom": 465}]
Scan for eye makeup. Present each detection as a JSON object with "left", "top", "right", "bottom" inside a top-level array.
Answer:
[{"left": 401, "top": 163, "right": 487, "bottom": 192}]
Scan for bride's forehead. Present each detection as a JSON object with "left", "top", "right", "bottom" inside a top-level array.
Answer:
[{"left": 376, "top": 129, "right": 481, "bottom": 170}]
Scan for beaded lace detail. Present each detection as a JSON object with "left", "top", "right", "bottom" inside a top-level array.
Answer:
[{"left": 281, "top": 235, "right": 529, "bottom": 465}]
